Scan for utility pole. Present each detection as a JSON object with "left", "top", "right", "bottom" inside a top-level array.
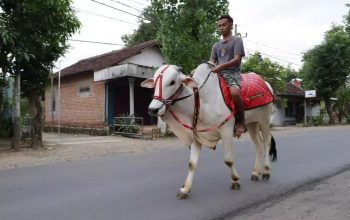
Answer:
[
  {"left": 58, "top": 61, "right": 61, "bottom": 134},
  {"left": 51, "top": 73, "right": 54, "bottom": 133},
  {"left": 234, "top": 23, "right": 247, "bottom": 38},
  {"left": 12, "top": 71, "right": 21, "bottom": 147}
]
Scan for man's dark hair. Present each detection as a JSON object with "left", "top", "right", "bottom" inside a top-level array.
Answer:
[{"left": 219, "top": 15, "right": 233, "bottom": 23}]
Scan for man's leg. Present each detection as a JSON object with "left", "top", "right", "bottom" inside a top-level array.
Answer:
[{"left": 229, "top": 86, "right": 245, "bottom": 137}]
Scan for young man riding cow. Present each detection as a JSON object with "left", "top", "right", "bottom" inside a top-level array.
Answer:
[{"left": 210, "top": 15, "right": 246, "bottom": 137}]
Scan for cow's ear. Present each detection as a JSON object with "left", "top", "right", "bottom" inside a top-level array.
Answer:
[
  {"left": 141, "top": 78, "right": 155, "bottom": 88},
  {"left": 181, "top": 77, "right": 199, "bottom": 88}
]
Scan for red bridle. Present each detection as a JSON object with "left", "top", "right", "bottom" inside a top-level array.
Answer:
[
  {"left": 151, "top": 63, "right": 234, "bottom": 132},
  {"left": 152, "top": 65, "right": 184, "bottom": 108}
]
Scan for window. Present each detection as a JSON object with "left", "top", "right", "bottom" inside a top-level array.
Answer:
[{"left": 78, "top": 81, "right": 93, "bottom": 97}]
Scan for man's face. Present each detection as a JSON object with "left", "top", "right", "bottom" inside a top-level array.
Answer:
[{"left": 217, "top": 18, "right": 232, "bottom": 36}]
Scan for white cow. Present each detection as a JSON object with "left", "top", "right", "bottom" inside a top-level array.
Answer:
[{"left": 141, "top": 63, "right": 277, "bottom": 199}]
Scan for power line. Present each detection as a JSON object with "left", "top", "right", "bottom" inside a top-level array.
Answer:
[
  {"left": 238, "top": 24, "right": 311, "bottom": 49},
  {"left": 244, "top": 38, "right": 302, "bottom": 57},
  {"left": 125, "top": 0, "right": 149, "bottom": 7},
  {"left": 246, "top": 48, "right": 302, "bottom": 67},
  {"left": 91, "top": 0, "right": 144, "bottom": 20},
  {"left": 74, "top": 7, "right": 137, "bottom": 25},
  {"left": 109, "top": 0, "right": 144, "bottom": 13},
  {"left": 70, "top": 39, "right": 124, "bottom": 46}
]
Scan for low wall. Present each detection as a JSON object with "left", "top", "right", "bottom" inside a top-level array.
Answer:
[{"left": 43, "top": 125, "right": 109, "bottom": 136}]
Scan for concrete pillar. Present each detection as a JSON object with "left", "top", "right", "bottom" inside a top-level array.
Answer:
[{"left": 128, "top": 78, "right": 135, "bottom": 116}]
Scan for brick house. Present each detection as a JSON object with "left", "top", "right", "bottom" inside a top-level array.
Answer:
[{"left": 45, "top": 40, "right": 164, "bottom": 133}]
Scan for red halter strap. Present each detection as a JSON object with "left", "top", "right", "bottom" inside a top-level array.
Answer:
[{"left": 153, "top": 65, "right": 170, "bottom": 102}]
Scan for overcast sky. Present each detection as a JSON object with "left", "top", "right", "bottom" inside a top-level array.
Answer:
[{"left": 57, "top": 0, "right": 349, "bottom": 71}]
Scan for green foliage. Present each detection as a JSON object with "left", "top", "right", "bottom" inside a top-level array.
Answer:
[
  {"left": 274, "top": 96, "right": 287, "bottom": 109},
  {"left": 336, "top": 86, "right": 350, "bottom": 118},
  {"left": 242, "top": 52, "right": 295, "bottom": 93},
  {"left": 310, "top": 116, "right": 322, "bottom": 126},
  {"left": 0, "top": 0, "right": 81, "bottom": 97},
  {"left": 346, "top": 117, "right": 350, "bottom": 124},
  {"left": 301, "top": 25, "right": 350, "bottom": 99},
  {"left": 150, "top": 0, "right": 229, "bottom": 73},
  {"left": 122, "top": 7, "right": 158, "bottom": 46},
  {"left": 114, "top": 114, "right": 141, "bottom": 135},
  {"left": 0, "top": 0, "right": 81, "bottom": 146},
  {"left": 20, "top": 97, "right": 30, "bottom": 118},
  {"left": 0, "top": 111, "right": 13, "bottom": 138}
]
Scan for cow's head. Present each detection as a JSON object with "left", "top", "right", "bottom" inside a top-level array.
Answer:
[{"left": 141, "top": 65, "right": 198, "bottom": 117}]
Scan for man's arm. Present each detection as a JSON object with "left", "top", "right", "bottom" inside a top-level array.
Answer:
[
  {"left": 210, "top": 44, "right": 218, "bottom": 65},
  {"left": 211, "top": 54, "right": 242, "bottom": 73}
]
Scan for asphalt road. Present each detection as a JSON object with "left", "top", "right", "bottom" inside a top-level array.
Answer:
[{"left": 1, "top": 126, "right": 350, "bottom": 220}]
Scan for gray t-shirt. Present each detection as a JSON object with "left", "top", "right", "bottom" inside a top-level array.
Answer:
[{"left": 210, "top": 36, "right": 245, "bottom": 73}]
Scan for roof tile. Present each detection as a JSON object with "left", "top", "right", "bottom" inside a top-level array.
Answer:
[{"left": 60, "top": 40, "right": 158, "bottom": 76}]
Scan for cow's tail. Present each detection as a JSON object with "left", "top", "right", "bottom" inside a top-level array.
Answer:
[{"left": 269, "top": 136, "right": 277, "bottom": 162}]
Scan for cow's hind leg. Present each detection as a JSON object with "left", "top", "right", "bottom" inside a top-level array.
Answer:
[
  {"left": 260, "top": 124, "right": 272, "bottom": 181},
  {"left": 222, "top": 132, "right": 240, "bottom": 190},
  {"left": 177, "top": 140, "right": 201, "bottom": 199},
  {"left": 246, "top": 123, "right": 262, "bottom": 181}
]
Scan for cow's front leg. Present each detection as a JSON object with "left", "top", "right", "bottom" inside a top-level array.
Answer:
[
  {"left": 247, "top": 123, "right": 262, "bottom": 181},
  {"left": 177, "top": 140, "right": 201, "bottom": 199},
  {"left": 222, "top": 133, "right": 240, "bottom": 190}
]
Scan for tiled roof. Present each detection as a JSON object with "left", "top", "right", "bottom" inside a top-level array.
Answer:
[
  {"left": 285, "top": 82, "right": 304, "bottom": 96},
  {"left": 60, "top": 40, "right": 158, "bottom": 77}
]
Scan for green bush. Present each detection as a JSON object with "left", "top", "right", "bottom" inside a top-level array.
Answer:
[
  {"left": 306, "top": 116, "right": 322, "bottom": 126},
  {"left": 311, "top": 116, "right": 322, "bottom": 126},
  {"left": 346, "top": 117, "right": 350, "bottom": 124},
  {"left": 0, "top": 114, "right": 13, "bottom": 138},
  {"left": 114, "top": 114, "right": 141, "bottom": 135}
]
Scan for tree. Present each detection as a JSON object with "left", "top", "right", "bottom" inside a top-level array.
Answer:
[
  {"left": 121, "top": 7, "right": 158, "bottom": 46},
  {"left": 0, "top": 0, "right": 81, "bottom": 147},
  {"left": 301, "top": 25, "right": 350, "bottom": 124},
  {"left": 0, "top": 11, "right": 16, "bottom": 111},
  {"left": 336, "top": 86, "right": 350, "bottom": 121},
  {"left": 150, "top": 0, "right": 229, "bottom": 73},
  {"left": 241, "top": 52, "right": 290, "bottom": 93}
]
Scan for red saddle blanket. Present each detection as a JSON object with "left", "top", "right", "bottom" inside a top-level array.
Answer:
[{"left": 219, "top": 72, "right": 274, "bottom": 111}]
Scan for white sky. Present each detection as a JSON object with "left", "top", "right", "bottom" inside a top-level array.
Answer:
[{"left": 57, "top": 0, "right": 349, "bottom": 71}]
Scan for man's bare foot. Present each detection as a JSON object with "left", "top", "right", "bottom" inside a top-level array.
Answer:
[{"left": 234, "top": 123, "right": 246, "bottom": 138}]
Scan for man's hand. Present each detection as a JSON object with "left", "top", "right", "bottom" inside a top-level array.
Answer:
[{"left": 211, "top": 64, "right": 225, "bottom": 73}]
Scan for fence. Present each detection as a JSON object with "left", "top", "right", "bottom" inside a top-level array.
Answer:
[{"left": 112, "top": 116, "right": 143, "bottom": 138}]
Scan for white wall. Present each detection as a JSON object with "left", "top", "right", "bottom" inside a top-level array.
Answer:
[
  {"left": 271, "top": 104, "right": 285, "bottom": 126},
  {"left": 310, "top": 104, "right": 320, "bottom": 117},
  {"left": 121, "top": 46, "right": 165, "bottom": 68}
]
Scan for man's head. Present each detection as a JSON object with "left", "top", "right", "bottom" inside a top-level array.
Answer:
[{"left": 217, "top": 15, "right": 233, "bottom": 37}]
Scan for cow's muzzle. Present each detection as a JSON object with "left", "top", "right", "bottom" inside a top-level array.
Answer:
[{"left": 148, "top": 107, "right": 160, "bottom": 116}]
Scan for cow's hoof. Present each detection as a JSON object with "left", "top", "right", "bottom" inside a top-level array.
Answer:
[
  {"left": 176, "top": 191, "right": 188, "bottom": 200},
  {"left": 262, "top": 173, "right": 270, "bottom": 181},
  {"left": 251, "top": 175, "right": 259, "bottom": 182},
  {"left": 231, "top": 182, "right": 241, "bottom": 190}
]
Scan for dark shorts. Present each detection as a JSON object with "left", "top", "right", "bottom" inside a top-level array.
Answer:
[{"left": 219, "top": 70, "right": 241, "bottom": 89}]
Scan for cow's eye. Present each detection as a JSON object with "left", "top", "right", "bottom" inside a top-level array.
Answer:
[{"left": 169, "top": 80, "right": 175, "bottom": 86}]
